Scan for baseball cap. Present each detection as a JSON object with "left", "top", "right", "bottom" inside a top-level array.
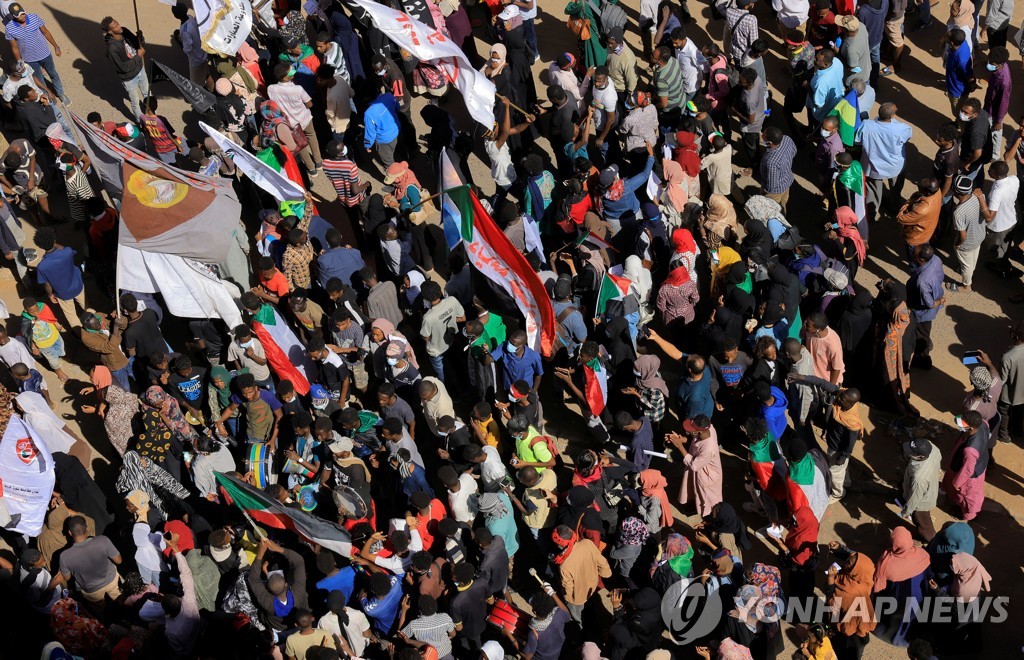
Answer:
[
  {"left": 310, "top": 384, "right": 329, "bottom": 405},
  {"left": 497, "top": 4, "right": 520, "bottom": 20},
  {"left": 9, "top": 3, "right": 26, "bottom": 18},
  {"left": 598, "top": 165, "right": 619, "bottom": 188},
  {"left": 823, "top": 267, "right": 849, "bottom": 291},
  {"left": 953, "top": 174, "right": 973, "bottom": 195},
  {"left": 902, "top": 437, "right": 932, "bottom": 459},
  {"left": 331, "top": 436, "right": 354, "bottom": 453}
]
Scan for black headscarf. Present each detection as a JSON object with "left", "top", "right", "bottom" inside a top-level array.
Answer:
[
  {"left": 706, "top": 502, "right": 751, "bottom": 549},
  {"left": 560, "top": 485, "right": 603, "bottom": 533},
  {"left": 767, "top": 264, "right": 801, "bottom": 324},
  {"left": 603, "top": 316, "right": 636, "bottom": 374},
  {"left": 363, "top": 193, "right": 389, "bottom": 238},
  {"left": 609, "top": 587, "right": 664, "bottom": 655},
  {"left": 838, "top": 289, "right": 874, "bottom": 354},
  {"left": 743, "top": 220, "right": 773, "bottom": 259}
]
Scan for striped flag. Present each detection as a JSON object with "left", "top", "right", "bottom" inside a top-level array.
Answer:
[
  {"left": 216, "top": 472, "right": 352, "bottom": 556},
  {"left": 827, "top": 89, "right": 861, "bottom": 147},
  {"left": 439, "top": 150, "right": 468, "bottom": 249},
  {"left": 582, "top": 357, "right": 608, "bottom": 416},
  {"left": 785, "top": 451, "right": 829, "bottom": 521},
  {"left": 442, "top": 158, "right": 555, "bottom": 355},
  {"left": 250, "top": 304, "right": 314, "bottom": 395},
  {"left": 595, "top": 269, "right": 632, "bottom": 315},
  {"left": 836, "top": 159, "right": 867, "bottom": 229},
  {"left": 575, "top": 229, "right": 618, "bottom": 252}
]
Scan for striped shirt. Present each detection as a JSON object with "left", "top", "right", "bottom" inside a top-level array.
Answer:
[
  {"left": 654, "top": 58, "right": 685, "bottom": 110},
  {"left": 5, "top": 14, "right": 51, "bottom": 63},
  {"left": 400, "top": 613, "right": 455, "bottom": 658},
  {"left": 323, "top": 157, "right": 365, "bottom": 206}
]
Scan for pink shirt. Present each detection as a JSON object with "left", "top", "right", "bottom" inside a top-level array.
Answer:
[{"left": 807, "top": 327, "right": 845, "bottom": 382}]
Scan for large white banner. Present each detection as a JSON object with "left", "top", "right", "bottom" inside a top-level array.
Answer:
[
  {"left": 0, "top": 416, "right": 55, "bottom": 537},
  {"left": 350, "top": 0, "right": 496, "bottom": 128},
  {"left": 200, "top": 122, "right": 305, "bottom": 202},
  {"left": 194, "top": 0, "right": 254, "bottom": 57}
]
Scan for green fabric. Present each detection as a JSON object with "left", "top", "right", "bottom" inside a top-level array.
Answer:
[
  {"left": 668, "top": 547, "right": 694, "bottom": 577},
  {"left": 749, "top": 434, "right": 779, "bottom": 464},
  {"left": 737, "top": 272, "right": 753, "bottom": 294},
  {"left": 356, "top": 410, "right": 380, "bottom": 433},
  {"left": 837, "top": 160, "right": 864, "bottom": 195},
  {"left": 210, "top": 366, "right": 233, "bottom": 409},
  {"left": 564, "top": 2, "right": 607, "bottom": 68},
  {"left": 788, "top": 453, "right": 816, "bottom": 486},
  {"left": 788, "top": 308, "right": 803, "bottom": 340},
  {"left": 252, "top": 303, "right": 276, "bottom": 326}
]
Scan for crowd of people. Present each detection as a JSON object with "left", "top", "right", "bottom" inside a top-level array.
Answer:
[{"left": 0, "top": 0, "right": 1016, "bottom": 657}]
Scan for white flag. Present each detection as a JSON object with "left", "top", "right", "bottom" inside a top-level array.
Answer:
[
  {"left": 200, "top": 122, "right": 305, "bottom": 202},
  {"left": 194, "top": 0, "right": 254, "bottom": 57},
  {"left": 350, "top": 0, "right": 496, "bottom": 128},
  {"left": 0, "top": 416, "right": 55, "bottom": 537}
]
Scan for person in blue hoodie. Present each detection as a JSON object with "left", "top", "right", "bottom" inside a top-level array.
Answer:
[
  {"left": 596, "top": 141, "right": 655, "bottom": 234},
  {"left": 363, "top": 92, "right": 400, "bottom": 168},
  {"left": 755, "top": 381, "right": 790, "bottom": 441}
]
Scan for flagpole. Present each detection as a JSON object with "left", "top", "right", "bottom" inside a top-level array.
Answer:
[
  {"left": 132, "top": 0, "right": 140, "bottom": 33},
  {"left": 401, "top": 184, "right": 470, "bottom": 213},
  {"left": 239, "top": 507, "right": 266, "bottom": 540},
  {"left": 496, "top": 94, "right": 531, "bottom": 117}
]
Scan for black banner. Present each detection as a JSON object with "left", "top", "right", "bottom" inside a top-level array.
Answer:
[{"left": 151, "top": 60, "right": 216, "bottom": 114}]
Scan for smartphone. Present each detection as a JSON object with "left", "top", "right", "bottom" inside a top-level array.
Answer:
[
  {"left": 499, "top": 476, "right": 514, "bottom": 490},
  {"left": 825, "top": 562, "right": 841, "bottom": 575},
  {"left": 963, "top": 350, "right": 981, "bottom": 366}
]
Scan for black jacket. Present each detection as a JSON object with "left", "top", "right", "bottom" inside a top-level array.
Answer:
[{"left": 104, "top": 29, "right": 144, "bottom": 81}]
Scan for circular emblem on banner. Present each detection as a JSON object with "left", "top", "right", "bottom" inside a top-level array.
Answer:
[
  {"left": 16, "top": 437, "right": 37, "bottom": 464},
  {"left": 126, "top": 170, "right": 189, "bottom": 208}
]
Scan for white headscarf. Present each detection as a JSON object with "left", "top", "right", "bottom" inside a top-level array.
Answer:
[
  {"left": 623, "top": 255, "right": 653, "bottom": 304},
  {"left": 16, "top": 392, "right": 75, "bottom": 454}
]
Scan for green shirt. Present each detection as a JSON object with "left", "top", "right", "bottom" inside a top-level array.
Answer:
[{"left": 515, "top": 427, "right": 552, "bottom": 473}]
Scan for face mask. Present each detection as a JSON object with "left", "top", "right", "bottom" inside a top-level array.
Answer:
[
  {"left": 387, "top": 357, "right": 399, "bottom": 366},
  {"left": 437, "top": 430, "right": 449, "bottom": 437},
  {"left": 375, "top": 69, "right": 386, "bottom": 76},
  {"left": 596, "top": 83, "right": 608, "bottom": 90},
  {"left": 820, "top": 129, "right": 832, "bottom": 138},
  {"left": 506, "top": 341, "right": 516, "bottom": 352},
  {"left": 632, "top": 370, "right": 642, "bottom": 377},
  {"left": 959, "top": 112, "right": 971, "bottom": 121},
  {"left": 239, "top": 340, "right": 253, "bottom": 349},
  {"left": 986, "top": 63, "right": 998, "bottom": 71},
  {"left": 490, "top": 57, "right": 501, "bottom": 65}
]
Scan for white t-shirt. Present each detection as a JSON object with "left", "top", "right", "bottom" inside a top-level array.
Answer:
[
  {"left": 448, "top": 473, "right": 479, "bottom": 523},
  {"left": 387, "top": 427, "right": 424, "bottom": 467},
  {"left": 479, "top": 445, "right": 508, "bottom": 492},
  {"left": 987, "top": 176, "right": 1020, "bottom": 233},
  {"left": 0, "top": 335, "right": 36, "bottom": 370},
  {"left": 2, "top": 74, "right": 42, "bottom": 103},
  {"left": 319, "top": 607, "right": 372, "bottom": 656},
  {"left": 591, "top": 83, "right": 620, "bottom": 132},
  {"left": 373, "top": 529, "right": 423, "bottom": 574},
  {"left": 267, "top": 82, "right": 313, "bottom": 128},
  {"left": 485, "top": 139, "right": 516, "bottom": 188}
]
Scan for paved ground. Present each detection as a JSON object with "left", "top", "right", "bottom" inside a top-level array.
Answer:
[{"left": 4, "top": 0, "right": 1024, "bottom": 656}]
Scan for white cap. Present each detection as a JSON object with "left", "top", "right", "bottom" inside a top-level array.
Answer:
[{"left": 497, "top": 4, "right": 520, "bottom": 20}]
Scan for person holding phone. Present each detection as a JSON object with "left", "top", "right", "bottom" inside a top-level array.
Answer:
[{"left": 962, "top": 350, "right": 1002, "bottom": 433}]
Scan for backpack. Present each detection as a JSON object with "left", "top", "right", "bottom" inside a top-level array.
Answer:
[{"left": 529, "top": 433, "right": 563, "bottom": 468}]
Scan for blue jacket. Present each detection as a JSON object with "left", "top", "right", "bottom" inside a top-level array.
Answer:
[
  {"left": 602, "top": 156, "right": 655, "bottom": 220},
  {"left": 364, "top": 94, "right": 400, "bottom": 148},
  {"left": 761, "top": 386, "right": 790, "bottom": 441},
  {"left": 908, "top": 255, "right": 945, "bottom": 322}
]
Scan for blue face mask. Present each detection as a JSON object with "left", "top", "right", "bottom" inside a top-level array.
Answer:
[{"left": 986, "top": 63, "right": 999, "bottom": 71}]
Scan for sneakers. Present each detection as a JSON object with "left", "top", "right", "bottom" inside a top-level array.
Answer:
[
  {"left": 309, "top": 167, "right": 321, "bottom": 178},
  {"left": 61, "top": 96, "right": 72, "bottom": 106}
]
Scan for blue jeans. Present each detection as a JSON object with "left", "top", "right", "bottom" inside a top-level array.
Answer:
[
  {"left": 255, "top": 376, "right": 277, "bottom": 395},
  {"left": 27, "top": 55, "right": 65, "bottom": 100},
  {"left": 523, "top": 19, "right": 538, "bottom": 59},
  {"left": 919, "top": 0, "right": 931, "bottom": 23},
  {"left": 111, "top": 364, "right": 131, "bottom": 391},
  {"left": 156, "top": 151, "right": 177, "bottom": 165},
  {"left": 429, "top": 353, "right": 445, "bottom": 381},
  {"left": 122, "top": 68, "right": 150, "bottom": 120}
]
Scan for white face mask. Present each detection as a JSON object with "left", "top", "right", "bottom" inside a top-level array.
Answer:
[
  {"left": 959, "top": 112, "right": 971, "bottom": 121},
  {"left": 986, "top": 63, "right": 998, "bottom": 71},
  {"left": 387, "top": 357, "right": 399, "bottom": 366},
  {"left": 375, "top": 68, "right": 386, "bottom": 76},
  {"left": 820, "top": 129, "right": 832, "bottom": 138},
  {"left": 239, "top": 340, "right": 253, "bottom": 349}
]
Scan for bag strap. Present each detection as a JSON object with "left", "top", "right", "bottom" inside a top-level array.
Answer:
[
  {"left": 728, "top": 9, "right": 751, "bottom": 33},
  {"left": 555, "top": 306, "right": 578, "bottom": 324},
  {"left": 586, "top": 0, "right": 603, "bottom": 17}
]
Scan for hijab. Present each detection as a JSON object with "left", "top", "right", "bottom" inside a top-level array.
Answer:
[
  {"left": 873, "top": 526, "right": 931, "bottom": 591},
  {"left": 623, "top": 255, "right": 652, "bottom": 303},
  {"left": 832, "top": 552, "right": 877, "bottom": 636},
  {"left": 838, "top": 289, "right": 874, "bottom": 352},
  {"left": 618, "top": 516, "right": 650, "bottom": 546},
  {"left": 707, "top": 502, "right": 751, "bottom": 549},
  {"left": 484, "top": 43, "right": 508, "bottom": 77},
  {"left": 259, "top": 100, "right": 286, "bottom": 149},
  {"left": 950, "top": 553, "right": 991, "bottom": 601},
  {"left": 671, "top": 228, "right": 698, "bottom": 255},
  {"left": 210, "top": 366, "right": 234, "bottom": 409},
  {"left": 746, "top": 563, "right": 782, "bottom": 599},
  {"left": 664, "top": 264, "right": 691, "bottom": 287},
  {"left": 371, "top": 318, "right": 418, "bottom": 368},
  {"left": 638, "top": 468, "right": 674, "bottom": 527},
  {"left": 142, "top": 386, "right": 198, "bottom": 442},
  {"left": 634, "top": 356, "right": 670, "bottom": 399},
  {"left": 768, "top": 263, "right": 801, "bottom": 324},
  {"left": 16, "top": 392, "right": 76, "bottom": 454},
  {"left": 603, "top": 316, "right": 636, "bottom": 371},
  {"left": 731, "top": 585, "right": 763, "bottom": 632},
  {"left": 388, "top": 161, "right": 421, "bottom": 200},
  {"left": 835, "top": 206, "right": 867, "bottom": 265},
  {"left": 656, "top": 533, "right": 694, "bottom": 577},
  {"left": 743, "top": 220, "right": 773, "bottom": 258},
  {"left": 91, "top": 365, "right": 113, "bottom": 390},
  {"left": 705, "top": 194, "right": 740, "bottom": 248},
  {"left": 661, "top": 159, "right": 689, "bottom": 211},
  {"left": 673, "top": 132, "right": 701, "bottom": 177}
]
